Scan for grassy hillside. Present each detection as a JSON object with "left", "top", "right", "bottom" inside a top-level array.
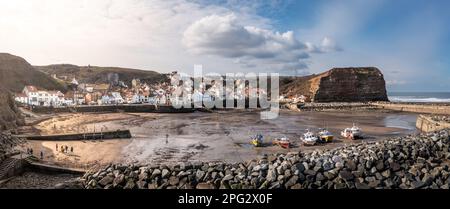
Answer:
[
  {"left": 36, "top": 64, "right": 168, "bottom": 86},
  {"left": 0, "top": 53, "right": 66, "bottom": 93}
]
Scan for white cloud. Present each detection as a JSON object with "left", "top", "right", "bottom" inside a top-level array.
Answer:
[
  {"left": 0, "top": 0, "right": 338, "bottom": 76},
  {"left": 386, "top": 80, "right": 407, "bottom": 86},
  {"left": 182, "top": 13, "right": 332, "bottom": 74},
  {"left": 306, "top": 37, "right": 342, "bottom": 53}
]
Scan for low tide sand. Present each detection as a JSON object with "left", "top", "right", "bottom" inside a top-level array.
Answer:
[{"left": 20, "top": 110, "right": 418, "bottom": 169}]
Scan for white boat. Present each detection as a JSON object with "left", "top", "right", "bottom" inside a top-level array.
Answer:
[
  {"left": 341, "top": 124, "right": 363, "bottom": 140},
  {"left": 301, "top": 130, "right": 318, "bottom": 146}
]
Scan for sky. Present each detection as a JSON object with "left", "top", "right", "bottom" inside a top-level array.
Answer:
[{"left": 0, "top": 0, "right": 449, "bottom": 92}]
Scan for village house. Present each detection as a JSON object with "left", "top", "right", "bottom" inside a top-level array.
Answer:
[
  {"left": 16, "top": 85, "right": 66, "bottom": 107},
  {"left": 101, "top": 92, "right": 124, "bottom": 104}
]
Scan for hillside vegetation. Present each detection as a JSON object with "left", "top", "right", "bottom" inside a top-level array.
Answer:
[{"left": 36, "top": 64, "right": 168, "bottom": 86}]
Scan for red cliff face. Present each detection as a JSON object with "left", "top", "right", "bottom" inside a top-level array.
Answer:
[
  {"left": 312, "top": 67, "right": 389, "bottom": 102},
  {"left": 281, "top": 67, "right": 389, "bottom": 102}
]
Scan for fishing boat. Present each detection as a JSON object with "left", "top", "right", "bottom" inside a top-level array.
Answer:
[
  {"left": 341, "top": 124, "right": 363, "bottom": 140},
  {"left": 318, "top": 128, "right": 334, "bottom": 143},
  {"left": 251, "top": 134, "right": 264, "bottom": 147},
  {"left": 273, "top": 136, "right": 290, "bottom": 149},
  {"left": 301, "top": 130, "right": 318, "bottom": 146}
]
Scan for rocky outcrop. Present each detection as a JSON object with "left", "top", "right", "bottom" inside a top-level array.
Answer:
[
  {"left": 281, "top": 67, "right": 389, "bottom": 102},
  {"left": 0, "top": 134, "right": 20, "bottom": 163},
  {"left": 80, "top": 129, "right": 450, "bottom": 189},
  {"left": 0, "top": 87, "right": 24, "bottom": 131}
]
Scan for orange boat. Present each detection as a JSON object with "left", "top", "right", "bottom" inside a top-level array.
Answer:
[{"left": 273, "top": 136, "right": 290, "bottom": 149}]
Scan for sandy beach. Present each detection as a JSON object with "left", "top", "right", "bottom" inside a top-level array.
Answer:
[{"left": 19, "top": 110, "right": 418, "bottom": 169}]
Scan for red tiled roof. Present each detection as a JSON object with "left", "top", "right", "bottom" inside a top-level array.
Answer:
[
  {"left": 25, "top": 85, "right": 38, "bottom": 92},
  {"left": 15, "top": 93, "right": 27, "bottom": 97}
]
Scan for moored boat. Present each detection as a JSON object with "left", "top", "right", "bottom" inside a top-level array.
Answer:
[
  {"left": 251, "top": 134, "right": 264, "bottom": 147},
  {"left": 318, "top": 128, "right": 334, "bottom": 143},
  {"left": 301, "top": 129, "right": 318, "bottom": 146},
  {"left": 273, "top": 136, "right": 290, "bottom": 149},
  {"left": 341, "top": 124, "right": 363, "bottom": 140}
]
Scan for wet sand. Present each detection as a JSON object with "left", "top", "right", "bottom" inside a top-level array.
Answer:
[{"left": 21, "top": 110, "right": 418, "bottom": 168}]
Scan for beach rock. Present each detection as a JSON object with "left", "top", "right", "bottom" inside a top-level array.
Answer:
[
  {"left": 161, "top": 169, "right": 170, "bottom": 178},
  {"left": 169, "top": 176, "right": 180, "bottom": 186},
  {"left": 284, "top": 175, "right": 298, "bottom": 188},
  {"left": 390, "top": 162, "right": 401, "bottom": 172},
  {"left": 323, "top": 162, "right": 334, "bottom": 171},
  {"left": 355, "top": 182, "right": 370, "bottom": 189},
  {"left": 196, "top": 182, "right": 216, "bottom": 189},
  {"left": 98, "top": 175, "right": 114, "bottom": 186},
  {"left": 124, "top": 179, "right": 136, "bottom": 189},
  {"left": 196, "top": 170, "right": 205, "bottom": 181},
  {"left": 222, "top": 174, "right": 234, "bottom": 182},
  {"left": 339, "top": 170, "right": 354, "bottom": 181}
]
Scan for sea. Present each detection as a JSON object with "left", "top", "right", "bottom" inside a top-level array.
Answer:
[{"left": 388, "top": 92, "right": 450, "bottom": 103}]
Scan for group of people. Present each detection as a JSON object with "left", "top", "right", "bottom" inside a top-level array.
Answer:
[
  {"left": 56, "top": 143, "right": 74, "bottom": 154},
  {"left": 26, "top": 147, "right": 44, "bottom": 160}
]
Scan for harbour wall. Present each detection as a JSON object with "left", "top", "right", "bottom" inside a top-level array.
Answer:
[{"left": 371, "top": 102, "right": 450, "bottom": 115}]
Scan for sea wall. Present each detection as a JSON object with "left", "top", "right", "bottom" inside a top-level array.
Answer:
[
  {"left": 16, "top": 130, "right": 132, "bottom": 141},
  {"left": 372, "top": 102, "right": 450, "bottom": 115},
  {"left": 78, "top": 129, "right": 450, "bottom": 189},
  {"left": 30, "top": 105, "right": 196, "bottom": 114},
  {"left": 417, "top": 115, "right": 450, "bottom": 132}
]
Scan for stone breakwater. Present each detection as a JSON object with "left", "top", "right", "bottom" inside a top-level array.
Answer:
[
  {"left": 80, "top": 130, "right": 450, "bottom": 189},
  {"left": 416, "top": 115, "right": 450, "bottom": 133}
]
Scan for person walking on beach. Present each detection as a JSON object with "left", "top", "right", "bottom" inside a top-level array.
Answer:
[
  {"left": 40, "top": 151, "right": 43, "bottom": 160},
  {"left": 65, "top": 145, "right": 68, "bottom": 153},
  {"left": 70, "top": 146, "right": 73, "bottom": 153},
  {"left": 30, "top": 148, "right": 33, "bottom": 155},
  {"left": 61, "top": 145, "right": 64, "bottom": 153},
  {"left": 165, "top": 134, "right": 169, "bottom": 144},
  {"left": 56, "top": 143, "right": 58, "bottom": 151}
]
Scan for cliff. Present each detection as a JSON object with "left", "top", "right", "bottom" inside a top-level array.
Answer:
[{"left": 281, "top": 67, "right": 389, "bottom": 102}]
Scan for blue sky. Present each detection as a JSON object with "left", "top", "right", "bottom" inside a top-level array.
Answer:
[
  {"left": 1, "top": 0, "right": 449, "bottom": 92},
  {"left": 247, "top": 0, "right": 450, "bottom": 92}
]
